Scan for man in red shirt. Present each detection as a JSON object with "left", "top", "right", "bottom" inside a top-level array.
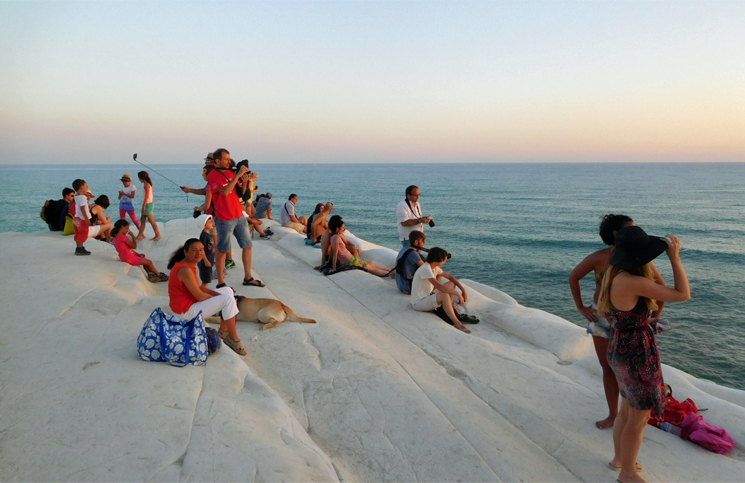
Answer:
[{"left": 207, "top": 148, "right": 265, "bottom": 288}]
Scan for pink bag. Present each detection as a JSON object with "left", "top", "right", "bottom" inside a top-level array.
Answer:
[{"left": 680, "top": 412, "right": 735, "bottom": 454}]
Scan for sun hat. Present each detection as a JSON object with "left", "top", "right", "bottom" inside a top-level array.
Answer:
[
  {"left": 609, "top": 226, "right": 668, "bottom": 270},
  {"left": 85, "top": 189, "right": 94, "bottom": 197},
  {"left": 121, "top": 174, "right": 131, "bottom": 181},
  {"left": 195, "top": 214, "right": 213, "bottom": 231}
]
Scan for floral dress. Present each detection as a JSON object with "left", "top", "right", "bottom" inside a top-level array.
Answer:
[{"left": 606, "top": 298, "right": 666, "bottom": 414}]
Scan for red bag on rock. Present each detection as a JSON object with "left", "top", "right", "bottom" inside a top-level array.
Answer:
[{"left": 648, "top": 395, "right": 698, "bottom": 427}]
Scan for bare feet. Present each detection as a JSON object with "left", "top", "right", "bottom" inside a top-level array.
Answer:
[
  {"left": 136, "top": 235, "right": 145, "bottom": 240},
  {"left": 151, "top": 236, "right": 161, "bottom": 241},
  {"left": 455, "top": 323, "right": 471, "bottom": 334},
  {"left": 596, "top": 415, "right": 616, "bottom": 429}
]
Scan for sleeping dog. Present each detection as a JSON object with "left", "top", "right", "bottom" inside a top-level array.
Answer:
[{"left": 230, "top": 295, "right": 316, "bottom": 330}]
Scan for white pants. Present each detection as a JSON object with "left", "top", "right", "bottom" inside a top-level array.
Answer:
[{"left": 174, "top": 287, "right": 239, "bottom": 321}]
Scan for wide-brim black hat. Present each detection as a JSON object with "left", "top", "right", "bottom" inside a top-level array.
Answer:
[{"left": 609, "top": 225, "right": 668, "bottom": 270}]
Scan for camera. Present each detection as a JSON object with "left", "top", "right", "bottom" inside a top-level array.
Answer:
[
  {"left": 230, "top": 159, "right": 253, "bottom": 202},
  {"left": 231, "top": 159, "right": 249, "bottom": 173},
  {"left": 428, "top": 218, "right": 435, "bottom": 228}
]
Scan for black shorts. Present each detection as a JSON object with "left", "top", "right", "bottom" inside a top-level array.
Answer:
[{"left": 198, "top": 264, "right": 212, "bottom": 284}]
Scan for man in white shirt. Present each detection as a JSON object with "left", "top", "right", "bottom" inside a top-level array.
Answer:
[
  {"left": 281, "top": 194, "right": 308, "bottom": 233},
  {"left": 396, "top": 185, "right": 432, "bottom": 246},
  {"left": 410, "top": 247, "right": 478, "bottom": 334}
]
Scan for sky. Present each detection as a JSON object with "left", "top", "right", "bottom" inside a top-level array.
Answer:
[{"left": 1, "top": 0, "right": 744, "bottom": 164}]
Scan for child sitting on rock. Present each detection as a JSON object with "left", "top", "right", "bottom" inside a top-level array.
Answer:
[
  {"left": 195, "top": 214, "right": 216, "bottom": 289},
  {"left": 410, "top": 247, "right": 479, "bottom": 334},
  {"left": 111, "top": 220, "right": 167, "bottom": 283}
]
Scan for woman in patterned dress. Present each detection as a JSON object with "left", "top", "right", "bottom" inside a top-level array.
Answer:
[{"left": 598, "top": 226, "right": 690, "bottom": 483}]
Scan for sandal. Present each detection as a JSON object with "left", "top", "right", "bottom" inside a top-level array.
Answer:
[
  {"left": 242, "top": 277, "right": 265, "bottom": 287},
  {"left": 218, "top": 329, "right": 247, "bottom": 356},
  {"left": 457, "top": 313, "right": 480, "bottom": 324},
  {"left": 158, "top": 272, "right": 169, "bottom": 282}
]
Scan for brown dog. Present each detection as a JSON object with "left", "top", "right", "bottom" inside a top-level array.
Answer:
[{"left": 233, "top": 295, "right": 316, "bottom": 330}]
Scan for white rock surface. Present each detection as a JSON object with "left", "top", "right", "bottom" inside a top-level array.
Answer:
[{"left": 1, "top": 220, "right": 743, "bottom": 482}]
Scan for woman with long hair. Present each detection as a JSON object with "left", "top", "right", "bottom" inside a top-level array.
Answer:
[
  {"left": 167, "top": 238, "right": 246, "bottom": 355},
  {"left": 328, "top": 217, "right": 394, "bottom": 277},
  {"left": 569, "top": 214, "right": 666, "bottom": 429},
  {"left": 89, "top": 194, "right": 114, "bottom": 242},
  {"left": 136, "top": 171, "right": 161, "bottom": 241},
  {"left": 598, "top": 226, "right": 690, "bottom": 483}
]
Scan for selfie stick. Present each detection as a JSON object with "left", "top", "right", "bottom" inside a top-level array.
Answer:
[{"left": 132, "top": 153, "right": 188, "bottom": 200}]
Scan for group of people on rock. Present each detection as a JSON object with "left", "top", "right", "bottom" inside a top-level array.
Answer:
[
  {"left": 48, "top": 157, "right": 692, "bottom": 481},
  {"left": 51, "top": 173, "right": 168, "bottom": 281}
]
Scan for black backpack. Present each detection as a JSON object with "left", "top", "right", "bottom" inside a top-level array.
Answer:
[
  {"left": 41, "top": 199, "right": 70, "bottom": 231},
  {"left": 395, "top": 248, "right": 416, "bottom": 289}
]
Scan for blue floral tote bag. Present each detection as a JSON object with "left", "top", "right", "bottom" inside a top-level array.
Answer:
[{"left": 137, "top": 308, "right": 208, "bottom": 367}]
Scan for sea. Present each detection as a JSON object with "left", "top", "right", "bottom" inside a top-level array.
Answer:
[{"left": 2, "top": 162, "right": 743, "bottom": 391}]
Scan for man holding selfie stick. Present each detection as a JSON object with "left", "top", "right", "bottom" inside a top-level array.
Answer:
[{"left": 396, "top": 185, "right": 433, "bottom": 246}]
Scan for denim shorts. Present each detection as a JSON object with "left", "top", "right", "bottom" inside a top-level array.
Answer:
[
  {"left": 586, "top": 303, "right": 611, "bottom": 339},
  {"left": 215, "top": 216, "right": 252, "bottom": 252}
]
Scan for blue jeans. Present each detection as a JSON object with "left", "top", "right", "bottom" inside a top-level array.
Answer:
[{"left": 215, "top": 216, "right": 252, "bottom": 252}]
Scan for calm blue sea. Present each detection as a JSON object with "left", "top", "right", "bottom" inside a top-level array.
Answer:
[{"left": 2, "top": 162, "right": 743, "bottom": 390}]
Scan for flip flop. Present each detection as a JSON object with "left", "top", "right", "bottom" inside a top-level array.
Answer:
[{"left": 243, "top": 277, "right": 265, "bottom": 287}]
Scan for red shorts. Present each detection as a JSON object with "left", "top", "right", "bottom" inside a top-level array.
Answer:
[{"left": 73, "top": 217, "right": 89, "bottom": 244}]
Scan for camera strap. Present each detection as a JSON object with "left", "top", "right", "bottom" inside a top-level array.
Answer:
[
  {"left": 215, "top": 168, "right": 231, "bottom": 182},
  {"left": 405, "top": 199, "right": 421, "bottom": 218}
]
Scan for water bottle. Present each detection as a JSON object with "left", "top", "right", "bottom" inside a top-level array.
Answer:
[{"left": 663, "top": 422, "right": 682, "bottom": 436}]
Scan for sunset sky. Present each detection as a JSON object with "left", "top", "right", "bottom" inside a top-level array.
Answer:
[{"left": 2, "top": 1, "right": 743, "bottom": 164}]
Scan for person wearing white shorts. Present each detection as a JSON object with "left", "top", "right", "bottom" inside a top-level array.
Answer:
[{"left": 410, "top": 247, "right": 473, "bottom": 334}]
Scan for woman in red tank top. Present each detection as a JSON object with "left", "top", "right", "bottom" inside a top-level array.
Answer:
[{"left": 167, "top": 238, "right": 246, "bottom": 356}]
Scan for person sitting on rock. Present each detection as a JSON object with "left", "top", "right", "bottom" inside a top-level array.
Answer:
[
  {"left": 241, "top": 200, "right": 273, "bottom": 240},
  {"left": 328, "top": 217, "right": 394, "bottom": 278},
  {"left": 280, "top": 194, "right": 307, "bottom": 233},
  {"left": 255, "top": 192, "right": 273, "bottom": 219},
  {"left": 167, "top": 237, "right": 246, "bottom": 355},
  {"left": 395, "top": 230, "right": 426, "bottom": 294},
  {"left": 410, "top": 247, "right": 479, "bottom": 334},
  {"left": 315, "top": 215, "right": 360, "bottom": 270},
  {"left": 89, "top": 195, "right": 114, "bottom": 242},
  {"left": 307, "top": 202, "right": 333, "bottom": 245}
]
